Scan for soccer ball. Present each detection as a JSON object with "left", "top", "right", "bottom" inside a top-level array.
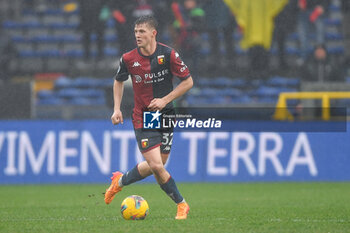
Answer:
[{"left": 120, "top": 195, "right": 149, "bottom": 220}]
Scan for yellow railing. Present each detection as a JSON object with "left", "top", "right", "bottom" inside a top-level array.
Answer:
[{"left": 273, "top": 92, "right": 350, "bottom": 121}]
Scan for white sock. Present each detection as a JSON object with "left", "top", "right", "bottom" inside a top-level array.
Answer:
[{"left": 118, "top": 175, "right": 124, "bottom": 187}]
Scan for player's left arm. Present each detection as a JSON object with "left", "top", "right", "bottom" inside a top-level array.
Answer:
[{"left": 148, "top": 76, "right": 193, "bottom": 111}]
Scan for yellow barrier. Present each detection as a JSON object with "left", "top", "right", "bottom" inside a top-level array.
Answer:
[{"left": 273, "top": 92, "right": 350, "bottom": 121}]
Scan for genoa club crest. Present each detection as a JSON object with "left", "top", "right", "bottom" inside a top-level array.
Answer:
[
  {"left": 157, "top": 55, "right": 165, "bottom": 65},
  {"left": 141, "top": 139, "right": 149, "bottom": 148}
]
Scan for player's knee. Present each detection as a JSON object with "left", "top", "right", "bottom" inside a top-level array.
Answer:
[
  {"left": 161, "top": 154, "right": 169, "bottom": 165},
  {"left": 149, "top": 162, "right": 164, "bottom": 174}
]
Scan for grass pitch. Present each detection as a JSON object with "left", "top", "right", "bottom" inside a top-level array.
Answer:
[{"left": 0, "top": 183, "right": 349, "bottom": 233}]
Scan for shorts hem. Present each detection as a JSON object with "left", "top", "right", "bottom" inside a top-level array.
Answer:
[{"left": 141, "top": 143, "right": 162, "bottom": 153}]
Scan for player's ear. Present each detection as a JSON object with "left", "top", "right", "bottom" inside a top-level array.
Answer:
[{"left": 152, "top": 29, "right": 157, "bottom": 37}]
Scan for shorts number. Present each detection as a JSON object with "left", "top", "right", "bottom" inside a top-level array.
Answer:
[{"left": 162, "top": 133, "right": 173, "bottom": 145}]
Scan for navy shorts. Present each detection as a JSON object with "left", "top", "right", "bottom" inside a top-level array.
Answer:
[{"left": 134, "top": 128, "right": 174, "bottom": 154}]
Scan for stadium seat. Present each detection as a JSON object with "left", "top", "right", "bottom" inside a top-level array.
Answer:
[
  {"left": 37, "top": 90, "right": 55, "bottom": 99},
  {"left": 220, "top": 88, "right": 242, "bottom": 97},
  {"left": 231, "top": 78, "right": 247, "bottom": 88},
  {"left": 327, "top": 46, "right": 345, "bottom": 54},
  {"left": 197, "top": 78, "right": 211, "bottom": 87},
  {"left": 57, "top": 88, "right": 83, "bottom": 98},
  {"left": 212, "top": 77, "right": 234, "bottom": 87},
  {"left": 104, "top": 47, "right": 118, "bottom": 57},
  {"left": 65, "top": 49, "right": 84, "bottom": 58},
  {"left": 253, "top": 86, "right": 281, "bottom": 97},
  {"left": 37, "top": 96, "right": 64, "bottom": 105},
  {"left": 96, "top": 78, "right": 114, "bottom": 88},
  {"left": 71, "top": 77, "right": 99, "bottom": 88},
  {"left": 200, "top": 88, "right": 218, "bottom": 97},
  {"left": 266, "top": 76, "right": 300, "bottom": 87},
  {"left": 55, "top": 76, "right": 74, "bottom": 88},
  {"left": 68, "top": 97, "right": 92, "bottom": 106}
]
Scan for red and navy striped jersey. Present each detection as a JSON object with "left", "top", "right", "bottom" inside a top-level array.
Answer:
[{"left": 115, "top": 42, "right": 191, "bottom": 129}]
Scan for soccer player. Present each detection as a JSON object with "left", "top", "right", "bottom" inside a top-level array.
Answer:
[{"left": 104, "top": 15, "right": 193, "bottom": 220}]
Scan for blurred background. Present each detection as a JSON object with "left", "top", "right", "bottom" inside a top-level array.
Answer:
[
  {"left": 1, "top": 0, "right": 350, "bottom": 184},
  {"left": 0, "top": 0, "right": 349, "bottom": 120}
]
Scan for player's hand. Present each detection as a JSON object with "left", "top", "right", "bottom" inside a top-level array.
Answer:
[
  {"left": 111, "top": 110, "right": 124, "bottom": 125},
  {"left": 148, "top": 98, "right": 167, "bottom": 111}
]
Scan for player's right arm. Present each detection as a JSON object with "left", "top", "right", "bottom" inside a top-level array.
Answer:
[
  {"left": 111, "top": 56, "right": 129, "bottom": 125},
  {"left": 111, "top": 80, "right": 124, "bottom": 125}
]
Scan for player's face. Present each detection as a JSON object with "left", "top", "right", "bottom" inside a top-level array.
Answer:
[{"left": 134, "top": 23, "right": 156, "bottom": 48}]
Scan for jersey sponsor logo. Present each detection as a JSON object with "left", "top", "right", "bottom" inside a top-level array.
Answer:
[
  {"left": 180, "top": 64, "right": 187, "bottom": 73},
  {"left": 141, "top": 139, "right": 149, "bottom": 148},
  {"left": 132, "top": 61, "right": 141, "bottom": 67},
  {"left": 143, "top": 110, "right": 162, "bottom": 129},
  {"left": 143, "top": 69, "right": 169, "bottom": 83},
  {"left": 157, "top": 55, "right": 165, "bottom": 65},
  {"left": 134, "top": 75, "right": 142, "bottom": 83}
]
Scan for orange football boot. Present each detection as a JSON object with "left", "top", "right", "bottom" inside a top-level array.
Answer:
[
  {"left": 175, "top": 202, "right": 190, "bottom": 220},
  {"left": 104, "top": 171, "right": 123, "bottom": 204}
]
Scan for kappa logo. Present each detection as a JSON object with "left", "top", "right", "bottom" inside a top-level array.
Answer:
[{"left": 132, "top": 61, "right": 141, "bottom": 67}]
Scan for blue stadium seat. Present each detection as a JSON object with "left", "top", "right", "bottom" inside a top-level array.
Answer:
[
  {"left": 47, "top": 22, "right": 78, "bottom": 30},
  {"left": 267, "top": 76, "right": 300, "bottom": 87},
  {"left": 37, "top": 90, "right": 64, "bottom": 105},
  {"left": 286, "top": 47, "right": 300, "bottom": 55},
  {"left": 57, "top": 88, "right": 82, "bottom": 98},
  {"left": 324, "top": 18, "right": 341, "bottom": 26},
  {"left": 71, "top": 77, "right": 99, "bottom": 88},
  {"left": 96, "top": 78, "right": 114, "bottom": 88},
  {"left": 2, "top": 21, "right": 23, "bottom": 29},
  {"left": 213, "top": 77, "right": 234, "bottom": 87},
  {"left": 201, "top": 88, "right": 218, "bottom": 96},
  {"left": 220, "top": 88, "right": 242, "bottom": 97},
  {"left": 37, "top": 90, "right": 55, "bottom": 99},
  {"left": 105, "top": 34, "right": 118, "bottom": 42},
  {"left": 256, "top": 96, "right": 278, "bottom": 104},
  {"left": 80, "top": 89, "right": 105, "bottom": 98},
  {"left": 200, "top": 47, "right": 210, "bottom": 56},
  {"left": 12, "top": 35, "right": 32, "bottom": 43},
  {"left": 37, "top": 96, "right": 64, "bottom": 105},
  {"left": 68, "top": 97, "right": 92, "bottom": 106},
  {"left": 231, "top": 95, "right": 252, "bottom": 103},
  {"left": 327, "top": 46, "right": 345, "bottom": 54},
  {"left": 325, "top": 32, "right": 343, "bottom": 40},
  {"left": 197, "top": 78, "right": 211, "bottom": 87},
  {"left": 61, "top": 34, "right": 80, "bottom": 43},
  {"left": 32, "top": 35, "right": 60, "bottom": 43},
  {"left": 231, "top": 78, "right": 247, "bottom": 88},
  {"left": 36, "top": 49, "right": 61, "bottom": 57},
  {"left": 253, "top": 86, "right": 281, "bottom": 97},
  {"left": 19, "top": 50, "right": 38, "bottom": 58},
  {"left": 65, "top": 49, "right": 83, "bottom": 58},
  {"left": 22, "top": 21, "right": 42, "bottom": 29},
  {"left": 106, "top": 18, "right": 116, "bottom": 28},
  {"left": 104, "top": 48, "right": 118, "bottom": 57},
  {"left": 55, "top": 76, "right": 74, "bottom": 88}
]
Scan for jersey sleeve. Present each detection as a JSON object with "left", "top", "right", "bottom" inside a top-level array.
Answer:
[
  {"left": 114, "top": 56, "right": 129, "bottom": 82},
  {"left": 170, "top": 49, "right": 191, "bottom": 80}
]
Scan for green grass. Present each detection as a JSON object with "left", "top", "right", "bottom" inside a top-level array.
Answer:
[{"left": 0, "top": 183, "right": 350, "bottom": 233}]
